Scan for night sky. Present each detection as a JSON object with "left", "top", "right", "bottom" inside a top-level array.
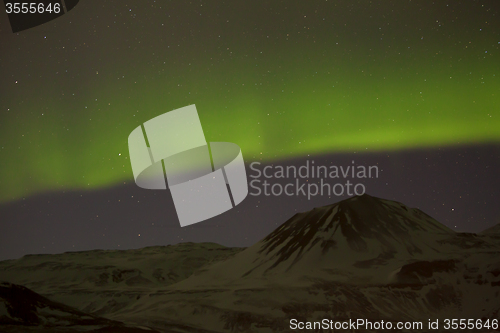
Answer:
[{"left": 0, "top": 0, "right": 499, "bottom": 260}]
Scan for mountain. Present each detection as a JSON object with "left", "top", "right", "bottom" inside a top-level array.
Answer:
[
  {"left": 0, "top": 243, "right": 242, "bottom": 315},
  {"left": 174, "top": 194, "right": 463, "bottom": 286},
  {"left": 1, "top": 194, "right": 499, "bottom": 333}
]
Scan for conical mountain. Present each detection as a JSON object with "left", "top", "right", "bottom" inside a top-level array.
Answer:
[{"left": 177, "top": 194, "right": 457, "bottom": 286}]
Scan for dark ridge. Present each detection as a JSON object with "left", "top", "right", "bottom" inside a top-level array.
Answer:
[
  {"left": 0, "top": 282, "right": 117, "bottom": 326},
  {"left": 0, "top": 282, "right": 162, "bottom": 332}
]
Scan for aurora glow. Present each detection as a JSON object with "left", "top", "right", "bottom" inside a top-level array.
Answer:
[{"left": 0, "top": 0, "right": 499, "bottom": 203}]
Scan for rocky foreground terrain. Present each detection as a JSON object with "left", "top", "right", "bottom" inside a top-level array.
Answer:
[{"left": 1, "top": 194, "right": 499, "bottom": 332}]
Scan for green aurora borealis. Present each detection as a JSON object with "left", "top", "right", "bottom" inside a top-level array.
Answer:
[{"left": 1, "top": 0, "right": 499, "bottom": 203}]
